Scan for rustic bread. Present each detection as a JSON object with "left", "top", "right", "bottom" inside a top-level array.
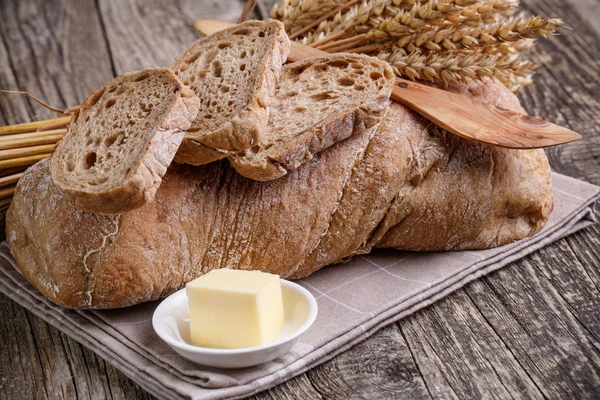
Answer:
[
  {"left": 6, "top": 79, "right": 553, "bottom": 308},
  {"left": 8, "top": 120, "right": 378, "bottom": 308},
  {"left": 370, "top": 80, "right": 553, "bottom": 252},
  {"left": 291, "top": 80, "right": 553, "bottom": 278},
  {"left": 229, "top": 53, "right": 395, "bottom": 181},
  {"left": 170, "top": 19, "right": 290, "bottom": 165},
  {"left": 49, "top": 68, "right": 200, "bottom": 215}
]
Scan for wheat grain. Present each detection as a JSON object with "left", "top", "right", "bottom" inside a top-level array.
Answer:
[{"left": 271, "top": 0, "right": 563, "bottom": 90}]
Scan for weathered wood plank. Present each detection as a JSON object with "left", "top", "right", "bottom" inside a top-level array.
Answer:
[
  {"left": 305, "top": 325, "right": 432, "bottom": 399},
  {"left": 97, "top": 0, "right": 250, "bottom": 73},
  {"left": 248, "top": 374, "right": 323, "bottom": 400},
  {"left": 465, "top": 247, "right": 600, "bottom": 397},
  {"left": 400, "top": 290, "right": 544, "bottom": 399},
  {"left": 519, "top": 0, "right": 600, "bottom": 186},
  {"left": 0, "top": 0, "right": 115, "bottom": 116}
]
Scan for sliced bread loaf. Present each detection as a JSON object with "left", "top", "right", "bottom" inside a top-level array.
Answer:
[
  {"left": 170, "top": 19, "right": 290, "bottom": 165},
  {"left": 229, "top": 54, "right": 395, "bottom": 181},
  {"left": 49, "top": 68, "right": 200, "bottom": 215}
]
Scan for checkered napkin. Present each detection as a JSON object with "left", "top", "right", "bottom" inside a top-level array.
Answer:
[{"left": 0, "top": 172, "right": 598, "bottom": 400}]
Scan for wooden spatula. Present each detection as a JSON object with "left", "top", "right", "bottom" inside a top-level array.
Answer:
[{"left": 194, "top": 20, "right": 581, "bottom": 149}]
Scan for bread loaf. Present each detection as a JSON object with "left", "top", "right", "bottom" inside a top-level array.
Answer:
[
  {"left": 170, "top": 19, "right": 290, "bottom": 165},
  {"left": 6, "top": 79, "right": 553, "bottom": 308},
  {"left": 49, "top": 68, "right": 200, "bottom": 214}
]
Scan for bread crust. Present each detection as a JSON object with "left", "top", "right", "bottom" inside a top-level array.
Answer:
[
  {"left": 370, "top": 79, "right": 554, "bottom": 251},
  {"left": 171, "top": 20, "right": 290, "bottom": 165},
  {"left": 7, "top": 79, "right": 553, "bottom": 308}
]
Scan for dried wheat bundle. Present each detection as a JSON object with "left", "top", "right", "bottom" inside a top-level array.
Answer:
[{"left": 271, "top": 0, "right": 564, "bottom": 90}]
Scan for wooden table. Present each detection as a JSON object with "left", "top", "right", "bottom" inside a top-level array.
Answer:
[{"left": 1, "top": 0, "right": 599, "bottom": 398}]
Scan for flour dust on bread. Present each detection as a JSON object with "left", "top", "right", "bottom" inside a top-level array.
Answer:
[
  {"left": 49, "top": 68, "right": 200, "bottom": 215},
  {"left": 8, "top": 79, "right": 553, "bottom": 308},
  {"left": 170, "top": 19, "right": 290, "bottom": 165},
  {"left": 229, "top": 53, "right": 396, "bottom": 181}
]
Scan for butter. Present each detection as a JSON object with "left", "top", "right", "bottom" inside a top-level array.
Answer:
[{"left": 186, "top": 269, "right": 285, "bottom": 349}]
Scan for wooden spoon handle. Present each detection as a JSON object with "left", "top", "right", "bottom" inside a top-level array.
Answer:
[{"left": 193, "top": 20, "right": 581, "bottom": 149}]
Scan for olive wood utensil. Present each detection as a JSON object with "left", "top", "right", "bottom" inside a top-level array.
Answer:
[{"left": 194, "top": 19, "right": 581, "bottom": 149}]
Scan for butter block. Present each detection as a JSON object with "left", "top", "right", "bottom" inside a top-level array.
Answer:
[{"left": 186, "top": 269, "right": 285, "bottom": 349}]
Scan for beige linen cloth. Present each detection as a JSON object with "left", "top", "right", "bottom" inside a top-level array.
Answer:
[{"left": 0, "top": 172, "right": 598, "bottom": 400}]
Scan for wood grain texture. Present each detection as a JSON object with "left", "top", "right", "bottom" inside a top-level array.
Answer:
[{"left": 0, "top": 0, "right": 599, "bottom": 399}]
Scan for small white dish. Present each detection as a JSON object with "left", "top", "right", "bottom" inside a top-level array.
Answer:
[{"left": 152, "top": 279, "right": 318, "bottom": 369}]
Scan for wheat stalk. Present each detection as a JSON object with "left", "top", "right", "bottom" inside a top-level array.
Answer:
[{"left": 273, "top": 0, "right": 563, "bottom": 91}]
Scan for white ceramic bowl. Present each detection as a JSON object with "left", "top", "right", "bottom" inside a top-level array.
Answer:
[{"left": 152, "top": 279, "right": 318, "bottom": 369}]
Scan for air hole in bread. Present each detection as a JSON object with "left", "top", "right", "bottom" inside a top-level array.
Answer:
[
  {"left": 105, "top": 98, "right": 117, "bottom": 109},
  {"left": 240, "top": 64, "right": 246, "bottom": 71},
  {"left": 241, "top": 51, "right": 247, "bottom": 58},
  {"left": 86, "top": 138, "right": 93, "bottom": 146},
  {"left": 227, "top": 100, "right": 234, "bottom": 106},
  {"left": 203, "top": 49, "right": 219, "bottom": 65},
  {"left": 134, "top": 73, "right": 149, "bottom": 82},
  {"left": 295, "top": 106, "right": 307, "bottom": 112},
  {"left": 108, "top": 85, "right": 117, "bottom": 93},
  {"left": 94, "top": 137, "right": 101, "bottom": 146},
  {"left": 198, "top": 71, "right": 207, "bottom": 78},
  {"left": 337, "top": 77, "right": 354, "bottom": 86},
  {"left": 204, "top": 114, "right": 213, "bottom": 119},
  {"left": 218, "top": 42, "right": 231, "bottom": 49},
  {"left": 233, "top": 28, "right": 249, "bottom": 35},
  {"left": 186, "top": 52, "right": 202, "bottom": 64},
  {"left": 104, "top": 131, "right": 123, "bottom": 147},
  {"left": 211, "top": 61, "right": 222, "bottom": 77},
  {"left": 220, "top": 85, "right": 229, "bottom": 93},
  {"left": 140, "top": 103, "right": 154, "bottom": 112},
  {"left": 329, "top": 60, "right": 349, "bottom": 69},
  {"left": 66, "top": 162, "right": 74, "bottom": 172},
  {"left": 87, "top": 91, "right": 103, "bottom": 107},
  {"left": 310, "top": 92, "right": 334, "bottom": 101},
  {"left": 370, "top": 71, "right": 383, "bottom": 80},
  {"left": 258, "top": 31, "right": 265, "bottom": 37},
  {"left": 354, "top": 84, "right": 365, "bottom": 91},
  {"left": 315, "top": 64, "right": 329, "bottom": 72},
  {"left": 291, "top": 64, "right": 310, "bottom": 75},
  {"left": 85, "top": 128, "right": 92, "bottom": 136},
  {"left": 84, "top": 152, "right": 97, "bottom": 169}
]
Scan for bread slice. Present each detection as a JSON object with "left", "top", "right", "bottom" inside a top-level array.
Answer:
[
  {"left": 170, "top": 19, "right": 290, "bottom": 165},
  {"left": 229, "top": 54, "right": 395, "bottom": 181},
  {"left": 49, "top": 68, "right": 200, "bottom": 215}
]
